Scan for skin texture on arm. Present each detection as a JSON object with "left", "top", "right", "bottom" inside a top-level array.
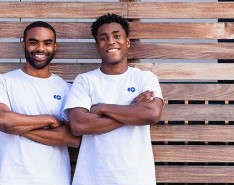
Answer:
[
  {"left": 0, "top": 103, "right": 62, "bottom": 135},
  {"left": 68, "top": 91, "right": 157, "bottom": 136},
  {"left": 23, "top": 126, "right": 81, "bottom": 148},
  {"left": 69, "top": 107, "right": 124, "bottom": 136},
  {"left": 91, "top": 97, "right": 163, "bottom": 126}
]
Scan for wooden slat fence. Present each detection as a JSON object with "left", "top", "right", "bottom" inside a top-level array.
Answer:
[{"left": 1, "top": 1, "right": 234, "bottom": 184}]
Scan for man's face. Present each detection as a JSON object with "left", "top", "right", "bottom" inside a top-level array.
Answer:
[
  {"left": 95, "top": 22, "right": 130, "bottom": 65},
  {"left": 22, "top": 27, "right": 57, "bottom": 69}
]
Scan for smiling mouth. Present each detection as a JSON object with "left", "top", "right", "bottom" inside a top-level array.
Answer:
[
  {"left": 106, "top": 48, "right": 119, "bottom": 53},
  {"left": 33, "top": 54, "right": 47, "bottom": 60}
]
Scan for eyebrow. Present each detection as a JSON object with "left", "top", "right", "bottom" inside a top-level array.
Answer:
[
  {"left": 99, "top": 30, "right": 120, "bottom": 37},
  {"left": 28, "top": 38, "right": 53, "bottom": 42}
]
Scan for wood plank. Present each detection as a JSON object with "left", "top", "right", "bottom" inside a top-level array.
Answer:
[
  {"left": 129, "top": 43, "right": 234, "bottom": 59},
  {"left": 0, "top": 63, "right": 233, "bottom": 81},
  {"left": 154, "top": 145, "right": 234, "bottom": 162},
  {"left": 161, "top": 84, "right": 234, "bottom": 101},
  {"left": 151, "top": 125, "right": 234, "bottom": 142},
  {"left": 130, "top": 22, "right": 234, "bottom": 39},
  {"left": 1, "top": 2, "right": 234, "bottom": 19},
  {"left": 0, "top": 22, "right": 92, "bottom": 39},
  {"left": 2, "top": 22, "right": 234, "bottom": 40},
  {"left": 0, "top": 2, "right": 127, "bottom": 19},
  {"left": 131, "top": 63, "right": 234, "bottom": 80},
  {"left": 162, "top": 104, "right": 234, "bottom": 121},
  {"left": 128, "top": 2, "right": 234, "bottom": 19},
  {"left": 2, "top": 42, "right": 234, "bottom": 60},
  {"left": 156, "top": 166, "right": 234, "bottom": 183}
]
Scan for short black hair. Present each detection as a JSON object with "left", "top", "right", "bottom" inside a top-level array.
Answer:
[
  {"left": 91, "top": 13, "right": 129, "bottom": 41},
  {"left": 23, "top": 21, "right": 56, "bottom": 42}
]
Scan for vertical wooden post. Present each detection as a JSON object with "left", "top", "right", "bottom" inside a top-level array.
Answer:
[{"left": 119, "top": 0, "right": 140, "bottom": 63}]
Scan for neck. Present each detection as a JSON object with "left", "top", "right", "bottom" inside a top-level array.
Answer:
[
  {"left": 22, "top": 63, "right": 51, "bottom": 78},
  {"left": 100, "top": 63, "right": 128, "bottom": 75}
]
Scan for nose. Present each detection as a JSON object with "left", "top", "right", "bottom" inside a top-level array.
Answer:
[
  {"left": 107, "top": 36, "right": 116, "bottom": 45},
  {"left": 36, "top": 42, "right": 45, "bottom": 51}
]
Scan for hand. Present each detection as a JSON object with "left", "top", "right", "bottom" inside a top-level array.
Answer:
[
  {"left": 49, "top": 116, "right": 63, "bottom": 128},
  {"left": 90, "top": 104, "right": 103, "bottom": 115},
  {"left": 131, "top": 90, "right": 154, "bottom": 104}
]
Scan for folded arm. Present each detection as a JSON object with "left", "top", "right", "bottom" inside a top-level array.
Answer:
[
  {"left": 69, "top": 107, "right": 124, "bottom": 136},
  {"left": 0, "top": 103, "right": 62, "bottom": 135},
  {"left": 68, "top": 90, "right": 159, "bottom": 136},
  {"left": 91, "top": 97, "right": 163, "bottom": 126},
  {"left": 23, "top": 126, "right": 81, "bottom": 148}
]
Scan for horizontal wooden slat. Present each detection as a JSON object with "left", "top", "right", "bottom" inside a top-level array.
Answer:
[
  {"left": 130, "top": 22, "right": 234, "bottom": 39},
  {"left": 128, "top": 2, "right": 234, "bottom": 19},
  {"left": 131, "top": 63, "right": 234, "bottom": 80},
  {"left": 162, "top": 104, "right": 234, "bottom": 121},
  {"left": 154, "top": 145, "right": 234, "bottom": 163},
  {"left": 151, "top": 125, "right": 234, "bottom": 142},
  {"left": 129, "top": 43, "right": 234, "bottom": 59},
  {"left": 2, "top": 22, "right": 234, "bottom": 40},
  {"left": 2, "top": 42, "right": 234, "bottom": 60},
  {"left": 156, "top": 166, "right": 234, "bottom": 183},
  {"left": 1, "top": 2, "right": 234, "bottom": 19},
  {"left": 161, "top": 84, "right": 234, "bottom": 101},
  {"left": 0, "top": 63, "right": 233, "bottom": 81},
  {"left": 0, "top": 22, "right": 93, "bottom": 39},
  {"left": 0, "top": 2, "right": 127, "bottom": 19}
]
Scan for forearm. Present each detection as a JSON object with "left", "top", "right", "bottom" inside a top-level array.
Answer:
[
  {"left": 23, "top": 126, "right": 81, "bottom": 148},
  {"left": 98, "top": 98, "right": 163, "bottom": 126},
  {"left": 69, "top": 108, "right": 124, "bottom": 136},
  {"left": 0, "top": 110, "right": 58, "bottom": 135}
]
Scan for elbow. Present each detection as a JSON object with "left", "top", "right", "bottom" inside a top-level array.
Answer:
[
  {"left": 69, "top": 136, "right": 81, "bottom": 148},
  {"left": 70, "top": 119, "right": 87, "bottom": 136},
  {"left": 146, "top": 108, "right": 162, "bottom": 125}
]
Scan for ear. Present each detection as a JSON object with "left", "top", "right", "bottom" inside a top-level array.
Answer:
[
  {"left": 54, "top": 43, "right": 58, "bottom": 51},
  {"left": 127, "top": 38, "right": 130, "bottom": 48},
  {"left": 22, "top": 41, "right": 25, "bottom": 49}
]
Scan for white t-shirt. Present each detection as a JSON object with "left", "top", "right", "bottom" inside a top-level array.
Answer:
[
  {"left": 0, "top": 69, "right": 71, "bottom": 185},
  {"left": 63, "top": 67, "right": 163, "bottom": 185}
]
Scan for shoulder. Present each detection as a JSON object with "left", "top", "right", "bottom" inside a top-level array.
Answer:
[{"left": 74, "top": 68, "right": 99, "bottom": 82}]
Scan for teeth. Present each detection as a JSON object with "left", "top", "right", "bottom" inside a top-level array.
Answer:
[
  {"left": 34, "top": 54, "right": 46, "bottom": 58},
  {"left": 107, "top": 48, "right": 118, "bottom": 52}
]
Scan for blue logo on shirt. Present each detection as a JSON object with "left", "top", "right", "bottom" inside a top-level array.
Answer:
[
  {"left": 54, "top": 95, "right": 61, "bottom": 100},
  {"left": 127, "top": 87, "right": 136, "bottom": 92}
]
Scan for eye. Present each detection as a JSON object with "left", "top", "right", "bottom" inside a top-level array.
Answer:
[
  {"left": 44, "top": 41, "right": 52, "bottom": 46},
  {"left": 114, "top": 34, "right": 120, "bottom": 39},
  {"left": 29, "top": 41, "right": 37, "bottom": 45},
  {"left": 100, "top": 36, "right": 107, "bottom": 41}
]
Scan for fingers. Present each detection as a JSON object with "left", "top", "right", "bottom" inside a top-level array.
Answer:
[{"left": 132, "top": 90, "right": 154, "bottom": 104}]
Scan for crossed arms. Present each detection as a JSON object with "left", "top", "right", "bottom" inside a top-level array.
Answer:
[
  {"left": 68, "top": 91, "right": 164, "bottom": 136},
  {"left": 0, "top": 103, "right": 81, "bottom": 148}
]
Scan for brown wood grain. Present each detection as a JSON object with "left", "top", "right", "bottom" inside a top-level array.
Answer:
[
  {"left": 153, "top": 145, "right": 234, "bottom": 162},
  {"left": 151, "top": 125, "right": 234, "bottom": 142},
  {"left": 3, "top": 42, "right": 234, "bottom": 60},
  {"left": 1, "top": 2, "right": 234, "bottom": 19},
  {"left": 161, "top": 84, "right": 234, "bottom": 101},
  {"left": 2, "top": 22, "right": 234, "bottom": 40},
  {"left": 128, "top": 2, "right": 234, "bottom": 19},
  {"left": 162, "top": 104, "right": 234, "bottom": 121},
  {"left": 0, "top": 63, "right": 233, "bottom": 81},
  {"left": 130, "top": 22, "right": 234, "bottom": 39},
  {"left": 156, "top": 166, "right": 234, "bottom": 183},
  {"left": 0, "top": 2, "right": 127, "bottom": 19}
]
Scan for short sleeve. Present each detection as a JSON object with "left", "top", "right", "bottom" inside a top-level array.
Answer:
[
  {"left": 0, "top": 75, "right": 11, "bottom": 109},
  {"left": 140, "top": 71, "right": 164, "bottom": 101},
  {"left": 62, "top": 74, "right": 92, "bottom": 121}
]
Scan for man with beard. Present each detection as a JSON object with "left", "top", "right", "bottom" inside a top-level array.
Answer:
[{"left": 0, "top": 21, "right": 80, "bottom": 185}]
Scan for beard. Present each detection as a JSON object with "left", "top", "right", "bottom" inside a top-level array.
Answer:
[{"left": 25, "top": 49, "right": 55, "bottom": 69}]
